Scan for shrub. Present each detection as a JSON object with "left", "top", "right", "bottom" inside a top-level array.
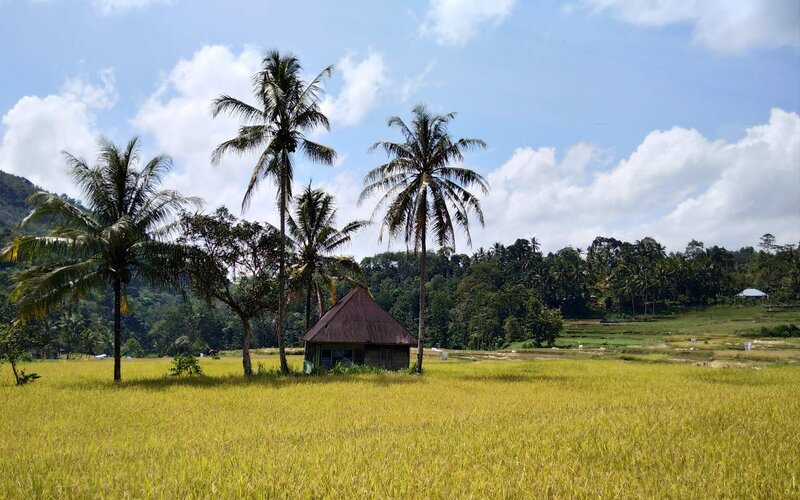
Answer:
[
  {"left": 746, "top": 324, "right": 800, "bottom": 338},
  {"left": 329, "top": 363, "right": 386, "bottom": 375},
  {"left": 169, "top": 354, "right": 203, "bottom": 376}
]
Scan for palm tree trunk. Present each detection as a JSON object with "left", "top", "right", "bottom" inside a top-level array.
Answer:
[
  {"left": 277, "top": 189, "right": 289, "bottom": 375},
  {"left": 241, "top": 315, "right": 253, "bottom": 377},
  {"left": 305, "top": 283, "right": 312, "bottom": 332},
  {"left": 416, "top": 238, "right": 426, "bottom": 373},
  {"left": 113, "top": 278, "right": 122, "bottom": 382}
]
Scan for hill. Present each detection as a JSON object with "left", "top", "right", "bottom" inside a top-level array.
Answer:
[{"left": 0, "top": 170, "right": 40, "bottom": 243}]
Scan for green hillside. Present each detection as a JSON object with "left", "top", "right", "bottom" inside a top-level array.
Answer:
[{"left": 0, "top": 170, "right": 39, "bottom": 243}]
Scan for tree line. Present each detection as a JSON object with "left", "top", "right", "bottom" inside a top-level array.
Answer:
[
  {"left": 0, "top": 50, "right": 489, "bottom": 380},
  {"left": 1, "top": 50, "right": 797, "bottom": 382}
]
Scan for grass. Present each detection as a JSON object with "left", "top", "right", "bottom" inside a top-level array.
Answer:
[
  {"left": 510, "top": 305, "right": 800, "bottom": 363},
  {"left": 1, "top": 356, "right": 798, "bottom": 498}
]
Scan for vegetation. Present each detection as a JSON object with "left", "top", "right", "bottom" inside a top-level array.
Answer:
[
  {"left": 749, "top": 323, "right": 800, "bottom": 338},
  {"left": 288, "top": 184, "right": 368, "bottom": 330},
  {"left": 212, "top": 50, "right": 336, "bottom": 375},
  {"left": 168, "top": 353, "right": 203, "bottom": 376},
  {"left": 0, "top": 357, "right": 797, "bottom": 497},
  {"left": 361, "top": 104, "right": 488, "bottom": 371},
  {"left": 180, "top": 208, "right": 282, "bottom": 376},
  {"left": 0, "top": 138, "right": 198, "bottom": 381},
  {"left": 0, "top": 324, "right": 40, "bottom": 385}
]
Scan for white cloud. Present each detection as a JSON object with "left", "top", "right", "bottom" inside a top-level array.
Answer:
[
  {"left": 61, "top": 68, "right": 117, "bottom": 109},
  {"left": 583, "top": 0, "right": 800, "bottom": 53},
  {"left": 131, "top": 45, "right": 279, "bottom": 223},
  {"left": 421, "top": 0, "right": 515, "bottom": 46},
  {"left": 90, "top": 0, "right": 168, "bottom": 14},
  {"left": 400, "top": 60, "right": 437, "bottom": 102},
  {"left": 476, "top": 108, "right": 800, "bottom": 253},
  {"left": 0, "top": 69, "right": 116, "bottom": 199},
  {"left": 28, "top": 0, "right": 169, "bottom": 15},
  {"left": 321, "top": 52, "right": 388, "bottom": 127}
]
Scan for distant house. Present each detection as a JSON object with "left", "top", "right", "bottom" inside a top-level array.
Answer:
[
  {"left": 302, "top": 287, "right": 417, "bottom": 372},
  {"left": 736, "top": 288, "right": 768, "bottom": 298}
]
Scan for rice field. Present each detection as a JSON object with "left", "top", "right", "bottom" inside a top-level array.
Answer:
[{"left": 1, "top": 356, "right": 799, "bottom": 498}]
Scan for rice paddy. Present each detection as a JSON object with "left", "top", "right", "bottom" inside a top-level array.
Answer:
[{"left": 1, "top": 355, "right": 798, "bottom": 498}]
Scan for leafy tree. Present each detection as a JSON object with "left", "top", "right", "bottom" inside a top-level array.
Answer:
[
  {"left": 288, "top": 184, "right": 368, "bottom": 330},
  {"left": 211, "top": 50, "right": 336, "bottom": 375},
  {"left": 0, "top": 137, "right": 198, "bottom": 381},
  {"left": 121, "top": 338, "right": 143, "bottom": 358},
  {"left": 360, "top": 104, "right": 488, "bottom": 372},
  {"left": 180, "top": 207, "right": 281, "bottom": 376},
  {"left": 759, "top": 233, "right": 776, "bottom": 253},
  {"left": 0, "top": 324, "right": 41, "bottom": 385}
]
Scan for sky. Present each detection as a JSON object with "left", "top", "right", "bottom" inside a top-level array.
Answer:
[{"left": 0, "top": 0, "right": 798, "bottom": 258}]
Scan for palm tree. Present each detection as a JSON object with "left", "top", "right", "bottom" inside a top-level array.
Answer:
[
  {"left": 1, "top": 137, "right": 199, "bottom": 382},
  {"left": 288, "top": 184, "right": 369, "bottom": 331},
  {"left": 211, "top": 50, "right": 336, "bottom": 374},
  {"left": 360, "top": 104, "right": 488, "bottom": 372}
]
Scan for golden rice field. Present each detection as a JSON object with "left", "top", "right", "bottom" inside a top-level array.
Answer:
[{"left": 1, "top": 356, "right": 799, "bottom": 498}]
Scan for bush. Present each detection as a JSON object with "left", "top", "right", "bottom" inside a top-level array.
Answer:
[
  {"left": 746, "top": 324, "right": 800, "bottom": 338},
  {"left": 169, "top": 354, "right": 203, "bottom": 376},
  {"left": 329, "top": 363, "right": 386, "bottom": 375}
]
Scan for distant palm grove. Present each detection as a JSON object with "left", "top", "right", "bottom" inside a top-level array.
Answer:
[{"left": 0, "top": 50, "right": 798, "bottom": 381}]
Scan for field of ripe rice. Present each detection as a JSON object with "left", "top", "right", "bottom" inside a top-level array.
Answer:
[{"left": 1, "top": 357, "right": 798, "bottom": 498}]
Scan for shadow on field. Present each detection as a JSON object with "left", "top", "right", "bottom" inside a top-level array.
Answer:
[{"left": 63, "top": 373, "right": 423, "bottom": 391}]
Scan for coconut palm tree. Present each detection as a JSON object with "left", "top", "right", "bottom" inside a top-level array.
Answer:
[
  {"left": 0, "top": 137, "right": 199, "bottom": 381},
  {"left": 211, "top": 50, "right": 335, "bottom": 374},
  {"left": 360, "top": 104, "right": 488, "bottom": 372},
  {"left": 288, "top": 184, "right": 369, "bottom": 331}
]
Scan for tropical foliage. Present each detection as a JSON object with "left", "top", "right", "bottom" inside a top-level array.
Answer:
[
  {"left": 0, "top": 137, "right": 198, "bottom": 381},
  {"left": 211, "top": 50, "right": 336, "bottom": 374},
  {"left": 180, "top": 207, "right": 282, "bottom": 376},
  {"left": 360, "top": 103, "right": 488, "bottom": 371},
  {"left": 288, "top": 184, "right": 368, "bottom": 330}
]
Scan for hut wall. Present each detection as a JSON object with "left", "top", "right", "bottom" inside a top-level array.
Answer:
[{"left": 364, "top": 345, "right": 409, "bottom": 370}]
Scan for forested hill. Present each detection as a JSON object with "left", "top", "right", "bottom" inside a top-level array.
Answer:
[{"left": 0, "top": 170, "right": 39, "bottom": 242}]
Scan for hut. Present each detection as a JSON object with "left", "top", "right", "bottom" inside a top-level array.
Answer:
[{"left": 301, "top": 287, "right": 417, "bottom": 372}]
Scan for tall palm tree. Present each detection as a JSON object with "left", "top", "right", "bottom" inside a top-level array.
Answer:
[
  {"left": 288, "top": 184, "right": 369, "bottom": 331},
  {"left": 1, "top": 137, "right": 199, "bottom": 381},
  {"left": 211, "top": 50, "right": 336, "bottom": 374},
  {"left": 360, "top": 104, "right": 488, "bottom": 372}
]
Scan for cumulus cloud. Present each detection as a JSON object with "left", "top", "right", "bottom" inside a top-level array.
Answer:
[
  {"left": 421, "top": 0, "right": 515, "bottom": 46},
  {"left": 134, "top": 45, "right": 391, "bottom": 226},
  {"left": 321, "top": 52, "right": 388, "bottom": 126},
  {"left": 476, "top": 108, "right": 800, "bottom": 253},
  {"left": 582, "top": 0, "right": 800, "bottom": 53},
  {"left": 0, "top": 69, "right": 116, "bottom": 199},
  {"left": 131, "top": 45, "right": 279, "bottom": 223}
]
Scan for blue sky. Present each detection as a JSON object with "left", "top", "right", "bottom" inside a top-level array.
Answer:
[{"left": 1, "top": 0, "right": 798, "bottom": 256}]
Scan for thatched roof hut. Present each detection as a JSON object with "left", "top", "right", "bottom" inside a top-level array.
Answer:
[{"left": 301, "top": 287, "right": 416, "bottom": 372}]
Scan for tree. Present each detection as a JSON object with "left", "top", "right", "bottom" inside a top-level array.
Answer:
[
  {"left": 180, "top": 207, "right": 282, "bottom": 376},
  {"left": 1, "top": 137, "right": 198, "bottom": 382},
  {"left": 288, "top": 184, "right": 368, "bottom": 330},
  {"left": 212, "top": 50, "right": 336, "bottom": 375},
  {"left": 759, "top": 233, "right": 776, "bottom": 254},
  {"left": 360, "top": 103, "right": 488, "bottom": 372},
  {"left": 0, "top": 324, "right": 41, "bottom": 385}
]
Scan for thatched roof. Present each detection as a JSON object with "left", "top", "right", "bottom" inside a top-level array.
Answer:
[{"left": 301, "top": 287, "right": 417, "bottom": 346}]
